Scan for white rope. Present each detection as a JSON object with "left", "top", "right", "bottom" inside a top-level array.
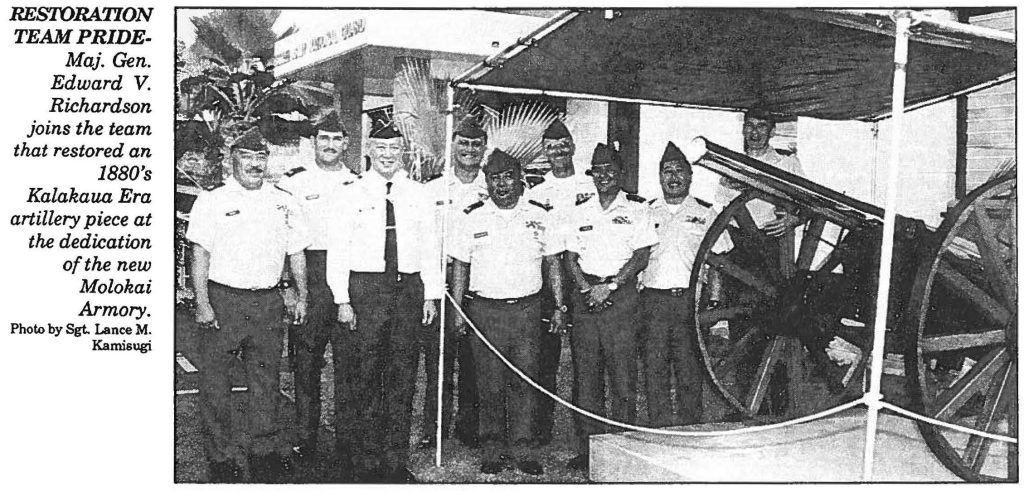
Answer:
[
  {"left": 880, "top": 401, "right": 1018, "bottom": 444},
  {"left": 446, "top": 291, "right": 868, "bottom": 437}
]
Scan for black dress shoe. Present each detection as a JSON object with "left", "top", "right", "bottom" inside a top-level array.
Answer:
[
  {"left": 566, "top": 454, "right": 589, "bottom": 472},
  {"left": 248, "top": 453, "right": 292, "bottom": 483},
  {"left": 517, "top": 459, "right": 544, "bottom": 476},
  {"left": 387, "top": 466, "right": 418, "bottom": 483},
  {"left": 417, "top": 434, "right": 436, "bottom": 450},
  {"left": 207, "top": 460, "right": 243, "bottom": 483},
  {"left": 479, "top": 460, "right": 506, "bottom": 475}
]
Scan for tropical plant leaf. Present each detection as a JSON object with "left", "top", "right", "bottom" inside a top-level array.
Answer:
[{"left": 484, "top": 101, "right": 561, "bottom": 166}]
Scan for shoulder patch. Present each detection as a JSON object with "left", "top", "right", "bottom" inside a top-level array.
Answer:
[
  {"left": 575, "top": 193, "right": 592, "bottom": 206},
  {"left": 626, "top": 193, "right": 646, "bottom": 203},
  {"left": 463, "top": 201, "right": 484, "bottom": 214},
  {"left": 273, "top": 184, "right": 293, "bottom": 195},
  {"left": 524, "top": 175, "right": 545, "bottom": 189},
  {"left": 283, "top": 166, "right": 306, "bottom": 177},
  {"left": 694, "top": 198, "right": 712, "bottom": 208},
  {"left": 528, "top": 199, "right": 553, "bottom": 212}
]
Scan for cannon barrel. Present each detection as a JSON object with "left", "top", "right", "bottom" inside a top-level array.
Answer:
[{"left": 684, "top": 137, "right": 887, "bottom": 229}]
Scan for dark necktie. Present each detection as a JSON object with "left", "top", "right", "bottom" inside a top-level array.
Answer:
[{"left": 384, "top": 181, "right": 398, "bottom": 276}]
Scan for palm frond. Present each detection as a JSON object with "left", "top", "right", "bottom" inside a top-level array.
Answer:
[
  {"left": 392, "top": 60, "right": 482, "bottom": 180},
  {"left": 484, "top": 101, "right": 561, "bottom": 165}
]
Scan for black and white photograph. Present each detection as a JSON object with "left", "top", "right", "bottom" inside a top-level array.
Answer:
[{"left": 171, "top": 7, "right": 1017, "bottom": 484}]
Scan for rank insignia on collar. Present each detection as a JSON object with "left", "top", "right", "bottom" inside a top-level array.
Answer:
[
  {"left": 225, "top": 210, "right": 240, "bottom": 216},
  {"left": 612, "top": 216, "right": 632, "bottom": 224},
  {"left": 524, "top": 220, "right": 544, "bottom": 230}
]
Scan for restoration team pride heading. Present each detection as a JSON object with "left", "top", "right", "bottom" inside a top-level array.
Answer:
[{"left": 11, "top": 7, "right": 152, "bottom": 45}]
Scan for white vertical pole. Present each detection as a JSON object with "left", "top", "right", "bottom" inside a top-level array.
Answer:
[
  {"left": 435, "top": 84, "right": 455, "bottom": 468},
  {"left": 862, "top": 11, "right": 912, "bottom": 481}
]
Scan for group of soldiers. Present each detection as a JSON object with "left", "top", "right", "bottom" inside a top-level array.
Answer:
[{"left": 185, "top": 107, "right": 800, "bottom": 483}]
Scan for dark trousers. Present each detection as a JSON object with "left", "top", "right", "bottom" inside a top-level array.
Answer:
[
  {"left": 640, "top": 288, "right": 702, "bottom": 427},
  {"left": 535, "top": 284, "right": 566, "bottom": 442},
  {"left": 467, "top": 294, "right": 542, "bottom": 458},
  {"left": 288, "top": 250, "right": 336, "bottom": 451},
  {"left": 333, "top": 272, "right": 423, "bottom": 471},
  {"left": 418, "top": 296, "right": 471, "bottom": 440},
  {"left": 570, "top": 277, "right": 639, "bottom": 455},
  {"left": 198, "top": 282, "right": 288, "bottom": 464}
]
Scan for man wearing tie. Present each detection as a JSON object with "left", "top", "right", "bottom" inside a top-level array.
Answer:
[{"left": 326, "top": 122, "right": 442, "bottom": 483}]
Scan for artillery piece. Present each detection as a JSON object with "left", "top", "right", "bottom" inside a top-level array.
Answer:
[{"left": 683, "top": 138, "right": 1017, "bottom": 482}]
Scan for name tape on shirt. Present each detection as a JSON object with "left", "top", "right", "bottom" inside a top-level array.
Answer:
[
  {"left": 473, "top": 231, "right": 489, "bottom": 239},
  {"left": 579, "top": 225, "right": 593, "bottom": 232}
]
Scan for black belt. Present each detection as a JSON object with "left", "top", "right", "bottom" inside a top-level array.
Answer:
[
  {"left": 646, "top": 287, "right": 689, "bottom": 298},
  {"left": 351, "top": 271, "right": 420, "bottom": 283},
  {"left": 466, "top": 291, "right": 541, "bottom": 305},
  {"left": 583, "top": 273, "right": 617, "bottom": 284},
  {"left": 208, "top": 280, "right": 276, "bottom": 294}
]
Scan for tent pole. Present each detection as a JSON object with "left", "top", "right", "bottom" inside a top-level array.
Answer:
[
  {"left": 434, "top": 83, "right": 455, "bottom": 468},
  {"left": 862, "top": 11, "right": 912, "bottom": 481}
]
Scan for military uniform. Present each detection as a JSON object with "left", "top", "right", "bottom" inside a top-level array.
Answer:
[
  {"left": 521, "top": 171, "right": 591, "bottom": 441},
  {"left": 640, "top": 194, "right": 731, "bottom": 426},
  {"left": 186, "top": 178, "right": 311, "bottom": 477},
  {"left": 326, "top": 167, "right": 442, "bottom": 478},
  {"left": 421, "top": 171, "right": 486, "bottom": 445},
  {"left": 567, "top": 188, "right": 658, "bottom": 456},
  {"left": 450, "top": 195, "right": 563, "bottom": 462},
  {"left": 275, "top": 162, "right": 360, "bottom": 458}
]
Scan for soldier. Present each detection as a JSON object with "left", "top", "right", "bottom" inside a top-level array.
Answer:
[
  {"left": 720, "top": 108, "right": 805, "bottom": 236},
  {"left": 639, "top": 142, "right": 732, "bottom": 427},
  {"left": 523, "top": 119, "right": 593, "bottom": 444},
  {"left": 187, "top": 128, "right": 311, "bottom": 483},
  {"left": 326, "top": 121, "right": 442, "bottom": 483},
  {"left": 420, "top": 115, "right": 486, "bottom": 449},
  {"left": 449, "top": 149, "right": 567, "bottom": 476},
  {"left": 564, "top": 143, "right": 658, "bottom": 472},
  {"left": 275, "top": 113, "right": 360, "bottom": 468}
]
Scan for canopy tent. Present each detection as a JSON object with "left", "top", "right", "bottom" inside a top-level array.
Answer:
[
  {"left": 439, "top": 8, "right": 1016, "bottom": 480},
  {"left": 454, "top": 9, "right": 1015, "bottom": 121}
]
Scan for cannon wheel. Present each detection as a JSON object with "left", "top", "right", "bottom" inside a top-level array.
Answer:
[
  {"left": 689, "top": 190, "right": 874, "bottom": 420},
  {"left": 905, "top": 174, "right": 1017, "bottom": 482}
]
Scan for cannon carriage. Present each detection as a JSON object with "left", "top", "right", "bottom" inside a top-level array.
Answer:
[
  {"left": 452, "top": 8, "right": 1017, "bottom": 481},
  {"left": 684, "top": 138, "right": 1016, "bottom": 482}
]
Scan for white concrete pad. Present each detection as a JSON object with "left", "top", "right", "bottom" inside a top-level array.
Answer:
[{"left": 591, "top": 408, "right": 974, "bottom": 482}]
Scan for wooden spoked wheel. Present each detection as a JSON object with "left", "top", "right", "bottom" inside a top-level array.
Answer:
[
  {"left": 689, "top": 190, "right": 877, "bottom": 420},
  {"left": 905, "top": 174, "right": 1017, "bottom": 482}
]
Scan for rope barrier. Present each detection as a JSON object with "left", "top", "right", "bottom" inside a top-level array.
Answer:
[
  {"left": 445, "top": 291, "right": 867, "bottom": 437},
  {"left": 880, "top": 401, "right": 1018, "bottom": 444},
  {"left": 442, "top": 291, "right": 1019, "bottom": 447}
]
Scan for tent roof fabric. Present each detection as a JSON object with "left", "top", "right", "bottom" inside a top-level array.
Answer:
[{"left": 459, "top": 9, "right": 1015, "bottom": 120}]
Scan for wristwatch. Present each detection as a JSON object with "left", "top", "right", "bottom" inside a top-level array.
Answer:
[
  {"left": 607, "top": 281, "right": 619, "bottom": 292},
  {"left": 554, "top": 304, "right": 569, "bottom": 313}
]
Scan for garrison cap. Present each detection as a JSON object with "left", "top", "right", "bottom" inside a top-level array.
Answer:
[
  {"left": 482, "top": 148, "right": 521, "bottom": 175},
  {"left": 368, "top": 119, "right": 402, "bottom": 139},
  {"left": 313, "top": 111, "right": 347, "bottom": 135},
  {"left": 542, "top": 119, "right": 571, "bottom": 140},
  {"left": 590, "top": 142, "right": 620, "bottom": 167},
  {"left": 660, "top": 141, "right": 688, "bottom": 165},
  {"left": 454, "top": 115, "right": 486, "bottom": 139},
  {"left": 231, "top": 127, "right": 269, "bottom": 153}
]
